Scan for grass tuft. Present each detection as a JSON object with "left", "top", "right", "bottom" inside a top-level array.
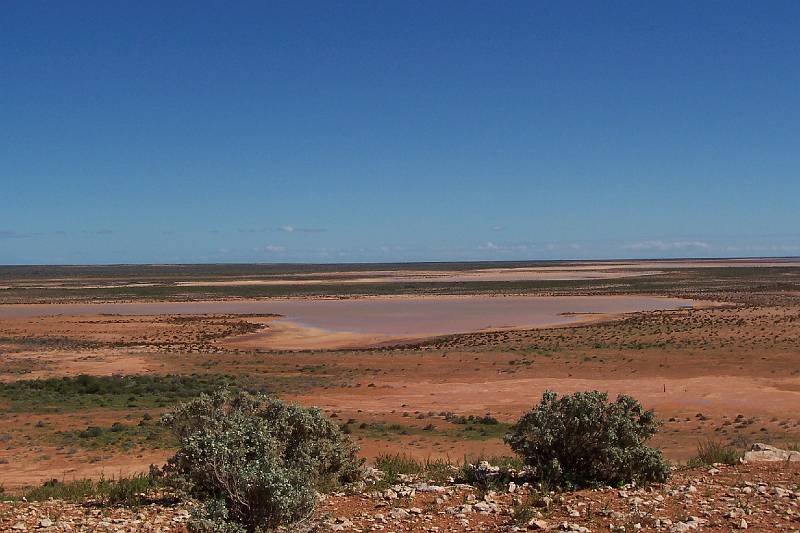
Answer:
[
  {"left": 17, "top": 471, "right": 163, "bottom": 506},
  {"left": 687, "top": 439, "right": 741, "bottom": 467}
]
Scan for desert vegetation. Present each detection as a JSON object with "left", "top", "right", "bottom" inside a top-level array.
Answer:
[
  {"left": 505, "top": 390, "right": 670, "bottom": 488},
  {"left": 161, "top": 389, "right": 361, "bottom": 532},
  {"left": 4, "top": 388, "right": 681, "bottom": 532},
  {"left": 1, "top": 261, "right": 800, "bottom": 531}
]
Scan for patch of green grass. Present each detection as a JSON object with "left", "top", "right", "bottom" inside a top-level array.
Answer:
[
  {"left": 687, "top": 439, "right": 742, "bottom": 467},
  {"left": 55, "top": 420, "right": 175, "bottom": 451},
  {"left": 0, "top": 336, "right": 104, "bottom": 350},
  {"left": 0, "top": 373, "right": 267, "bottom": 413},
  {"left": 17, "top": 472, "right": 163, "bottom": 506},
  {"left": 373, "top": 454, "right": 457, "bottom": 486},
  {"left": 451, "top": 421, "right": 511, "bottom": 440},
  {"left": 374, "top": 453, "right": 425, "bottom": 483}
]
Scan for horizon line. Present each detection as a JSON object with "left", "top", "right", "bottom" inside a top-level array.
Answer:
[{"left": 1, "top": 255, "right": 798, "bottom": 269}]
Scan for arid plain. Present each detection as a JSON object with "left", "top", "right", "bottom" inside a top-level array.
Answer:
[{"left": 1, "top": 259, "right": 799, "bottom": 489}]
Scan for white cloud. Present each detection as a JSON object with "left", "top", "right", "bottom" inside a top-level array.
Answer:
[
  {"left": 278, "top": 225, "right": 325, "bottom": 233},
  {"left": 623, "top": 240, "right": 710, "bottom": 252},
  {"left": 477, "top": 241, "right": 582, "bottom": 254},
  {"left": 263, "top": 244, "right": 286, "bottom": 253},
  {"left": 725, "top": 243, "right": 800, "bottom": 254}
]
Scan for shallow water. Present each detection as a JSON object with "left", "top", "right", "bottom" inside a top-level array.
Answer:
[{"left": 0, "top": 296, "right": 694, "bottom": 336}]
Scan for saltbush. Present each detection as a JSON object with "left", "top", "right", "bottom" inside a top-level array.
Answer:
[
  {"left": 505, "top": 390, "right": 670, "bottom": 488},
  {"left": 162, "top": 389, "right": 360, "bottom": 532}
]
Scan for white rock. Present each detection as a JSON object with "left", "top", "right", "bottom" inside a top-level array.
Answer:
[
  {"left": 389, "top": 508, "right": 409, "bottom": 519},
  {"left": 743, "top": 443, "right": 800, "bottom": 462}
]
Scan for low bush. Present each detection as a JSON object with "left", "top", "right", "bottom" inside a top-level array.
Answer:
[
  {"left": 505, "top": 390, "right": 670, "bottom": 488},
  {"left": 444, "top": 412, "right": 499, "bottom": 425},
  {"left": 162, "top": 389, "right": 361, "bottom": 532}
]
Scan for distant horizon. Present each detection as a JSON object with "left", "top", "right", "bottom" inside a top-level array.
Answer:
[{"left": 2, "top": 255, "right": 799, "bottom": 269}]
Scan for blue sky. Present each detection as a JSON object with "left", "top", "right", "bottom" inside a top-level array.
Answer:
[{"left": 2, "top": 1, "right": 799, "bottom": 264}]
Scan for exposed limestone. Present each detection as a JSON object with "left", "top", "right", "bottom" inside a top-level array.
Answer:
[{"left": 743, "top": 443, "right": 800, "bottom": 462}]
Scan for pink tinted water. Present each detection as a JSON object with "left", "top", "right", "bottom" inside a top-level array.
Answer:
[{"left": 0, "top": 296, "right": 693, "bottom": 336}]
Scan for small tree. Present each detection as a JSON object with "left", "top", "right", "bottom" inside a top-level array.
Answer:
[
  {"left": 162, "top": 389, "right": 361, "bottom": 532},
  {"left": 505, "top": 390, "right": 669, "bottom": 488}
]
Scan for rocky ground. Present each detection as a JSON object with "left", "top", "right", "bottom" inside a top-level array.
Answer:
[{"left": 2, "top": 453, "right": 799, "bottom": 532}]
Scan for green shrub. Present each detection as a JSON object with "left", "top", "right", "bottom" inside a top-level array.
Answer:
[
  {"left": 505, "top": 390, "right": 670, "bottom": 488},
  {"left": 688, "top": 439, "right": 741, "bottom": 466},
  {"left": 79, "top": 426, "right": 103, "bottom": 438},
  {"left": 162, "top": 389, "right": 361, "bottom": 532}
]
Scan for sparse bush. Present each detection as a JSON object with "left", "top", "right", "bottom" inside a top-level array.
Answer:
[
  {"left": 512, "top": 496, "right": 538, "bottom": 525},
  {"left": 688, "top": 439, "right": 741, "bottom": 466},
  {"left": 505, "top": 390, "right": 670, "bottom": 488},
  {"left": 162, "top": 389, "right": 360, "bottom": 532},
  {"left": 444, "top": 412, "right": 499, "bottom": 425},
  {"left": 79, "top": 426, "right": 103, "bottom": 438}
]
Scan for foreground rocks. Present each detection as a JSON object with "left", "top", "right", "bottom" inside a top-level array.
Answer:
[
  {"left": 318, "top": 461, "right": 800, "bottom": 532},
  {"left": 0, "top": 500, "right": 193, "bottom": 532},
  {"left": 2, "top": 461, "right": 799, "bottom": 532}
]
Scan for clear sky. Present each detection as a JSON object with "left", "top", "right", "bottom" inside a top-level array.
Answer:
[{"left": 2, "top": 1, "right": 799, "bottom": 264}]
